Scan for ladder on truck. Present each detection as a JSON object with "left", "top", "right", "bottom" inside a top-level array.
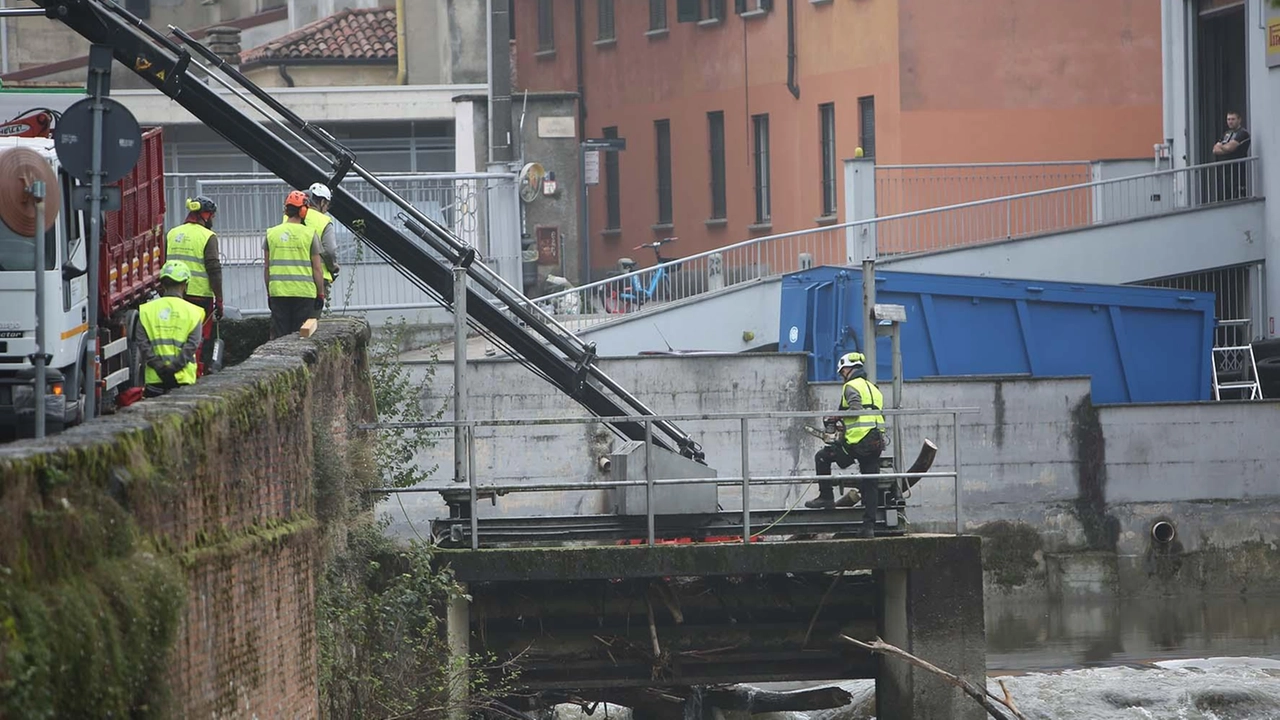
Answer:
[{"left": 36, "top": 0, "right": 705, "bottom": 462}]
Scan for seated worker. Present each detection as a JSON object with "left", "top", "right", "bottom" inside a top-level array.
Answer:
[{"left": 133, "top": 261, "right": 207, "bottom": 397}]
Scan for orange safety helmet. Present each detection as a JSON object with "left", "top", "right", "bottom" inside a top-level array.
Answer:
[{"left": 285, "top": 189, "right": 309, "bottom": 220}]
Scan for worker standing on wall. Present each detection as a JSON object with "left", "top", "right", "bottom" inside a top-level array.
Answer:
[
  {"left": 806, "top": 352, "right": 886, "bottom": 538},
  {"left": 133, "top": 261, "right": 206, "bottom": 398},
  {"left": 165, "top": 195, "right": 224, "bottom": 362},
  {"left": 302, "top": 182, "right": 341, "bottom": 310},
  {"left": 264, "top": 190, "right": 325, "bottom": 338}
]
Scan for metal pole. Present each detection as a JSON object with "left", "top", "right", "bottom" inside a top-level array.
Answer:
[
  {"left": 31, "top": 181, "right": 46, "bottom": 439},
  {"left": 952, "top": 411, "right": 962, "bottom": 536},
  {"left": 453, "top": 264, "right": 468, "bottom": 484},
  {"left": 891, "top": 323, "right": 903, "bottom": 472},
  {"left": 741, "top": 417, "right": 750, "bottom": 544},
  {"left": 862, "top": 259, "right": 877, "bottom": 383},
  {"left": 645, "top": 419, "right": 654, "bottom": 546},
  {"left": 83, "top": 57, "right": 108, "bottom": 421},
  {"left": 576, "top": 144, "right": 585, "bottom": 281},
  {"left": 468, "top": 425, "right": 479, "bottom": 550}
]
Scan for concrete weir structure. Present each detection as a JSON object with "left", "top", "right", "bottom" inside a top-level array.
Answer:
[{"left": 444, "top": 537, "right": 986, "bottom": 720}]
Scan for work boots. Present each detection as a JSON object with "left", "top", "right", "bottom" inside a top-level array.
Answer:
[{"left": 805, "top": 478, "right": 836, "bottom": 509}]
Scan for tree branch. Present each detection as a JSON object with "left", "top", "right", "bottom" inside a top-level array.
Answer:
[{"left": 838, "top": 635, "right": 1027, "bottom": 720}]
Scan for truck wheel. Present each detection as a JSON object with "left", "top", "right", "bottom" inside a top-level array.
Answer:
[{"left": 124, "top": 309, "right": 145, "bottom": 389}]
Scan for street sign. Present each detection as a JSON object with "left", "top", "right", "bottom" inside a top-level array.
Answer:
[
  {"left": 583, "top": 137, "right": 626, "bottom": 152},
  {"left": 584, "top": 150, "right": 600, "bottom": 185},
  {"left": 54, "top": 96, "right": 142, "bottom": 186}
]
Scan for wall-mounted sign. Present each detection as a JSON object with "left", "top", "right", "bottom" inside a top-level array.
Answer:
[
  {"left": 1269, "top": 10, "right": 1280, "bottom": 68},
  {"left": 583, "top": 150, "right": 601, "bottom": 186},
  {"left": 536, "top": 225, "right": 560, "bottom": 265},
  {"left": 538, "top": 116, "right": 576, "bottom": 138}
]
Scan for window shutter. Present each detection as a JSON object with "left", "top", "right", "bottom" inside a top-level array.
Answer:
[
  {"left": 677, "top": 0, "right": 701, "bottom": 22},
  {"left": 735, "top": 0, "right": 747, "bottom": 13}
]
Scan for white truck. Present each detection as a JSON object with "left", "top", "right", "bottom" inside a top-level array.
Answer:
[{"left": 0, "top": 88, "right": 167, "bottom": 438}]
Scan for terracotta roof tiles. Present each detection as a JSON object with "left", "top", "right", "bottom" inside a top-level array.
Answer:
[{"left": 240, "top": 7, "right": 397, "bottom": 66}]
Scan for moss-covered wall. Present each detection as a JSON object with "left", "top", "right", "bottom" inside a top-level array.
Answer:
[{"left": 0, "top": 318, "right": 374, "bottom": 719}]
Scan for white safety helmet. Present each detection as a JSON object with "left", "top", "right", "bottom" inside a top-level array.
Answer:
[
  {"left": 307, "top": 182, "right": 332, "bottom": 201},
  {"left": 836, "top": 352, "right": 866, "bottom": 374}
]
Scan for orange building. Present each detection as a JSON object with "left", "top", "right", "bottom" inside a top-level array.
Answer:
[{"left": 512, "top": 0, "right": 1162, "bottom": 279}]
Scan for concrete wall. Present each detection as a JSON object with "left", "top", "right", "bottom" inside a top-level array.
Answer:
[
  {"left": 0, "top": 318, "right": 374, "bottom": 718},
  {"left": 401, "top": 0, "right": 487, "bottom": 85},
  {"left": 393, "top": 353, "right": 1280, "bottom": 597},
  {"left": 880, "top": 200, "right": 1266, "bottom": 285},
  {"left": 244, "top": 63, "right": 397, "bottom": 88},
  {"left": 516, "top": 92, "right": 584, "bottom": 286}
]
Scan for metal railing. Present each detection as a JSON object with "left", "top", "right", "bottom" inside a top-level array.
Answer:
[
  {"left": 366, "top": 407, "right": 980, "bottom": 550},
  {"left": 164, "top": 172, "right": 519, "bottom": 315},
  {"left": 534, "top": 157, "right": 1258, "bottom": 318},
  {"left": 875, "top": 160, "right": 1094, "bottom": 220}
]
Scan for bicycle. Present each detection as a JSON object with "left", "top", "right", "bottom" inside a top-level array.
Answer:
[{"left": 598, "top": 237, "right": 680, "bottom": 314}]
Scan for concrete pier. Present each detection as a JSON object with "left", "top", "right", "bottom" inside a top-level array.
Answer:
[{"left": 442, "top": 535, "right": 986, "bottom": 719}]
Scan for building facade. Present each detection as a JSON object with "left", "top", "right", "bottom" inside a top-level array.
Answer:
[{"left": 512, "top": 0, "right": 1164, "bottom": 282}]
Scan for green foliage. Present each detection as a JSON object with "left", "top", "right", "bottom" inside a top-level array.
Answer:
[
  {"left": 317, "top": 518, "right": 519, "bottom": 719},
  {"left": 368, "top": 319, "right": 446, "bottom": 489},
  {"left": 0, "top": 553, "right": 185, "bottom": 719}
]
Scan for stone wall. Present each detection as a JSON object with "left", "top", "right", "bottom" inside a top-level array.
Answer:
[{"left": 0, "top": 318, "right": 372, "bottom": 719}]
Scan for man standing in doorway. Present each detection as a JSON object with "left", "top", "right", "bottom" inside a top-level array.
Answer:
[
  {"left": 1212, "top": 110, "right": 1251, "bottom": 200},
  {"left": 805, "top": 352, "right": 886, "bottom": 538},
  {"left": 264, "top": 190, "right": 326, "bottom": 338}
]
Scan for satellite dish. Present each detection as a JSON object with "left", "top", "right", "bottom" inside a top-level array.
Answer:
[
  {"left": 53, "top": 96, "right": 143, "bottom": 186},
  {"left": 0, "top": 147, "right": 60, "bottom": 236},
  {"left": 518, "top": 162, "right": 546, "bottom": 204}
]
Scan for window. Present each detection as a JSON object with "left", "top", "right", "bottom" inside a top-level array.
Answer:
[
  {"left": 734, "top": 0, "right": 772, "bottom": 12},
  {"left": 604, "top": 126, "right": 622, "bottom": 230},
  {"left": 752, "top": 114, "right": 771, "bottom": 224},
  {"left": 537, "top": 0, "right": 555, "bottom": 51},
  {"left": 650, "top": 0, "right": 668, "bottom": 30},
  {"left": 819, "top": 102, "right": 837, "bottom": 216},
  {"left": 858, "top": 96, "right": 876, "bottom": 158},
  {"left": 708, "top": 111, "right": 726, "bottom": 220},
  {"left": 655, "top": 120, "right": 673, "bottom": 225},
  {"left": 598, "top": 0, "right": 615, "bottom": 41},
  {"left": 677, "top": 0, "right": 722, "bottom": 22}
]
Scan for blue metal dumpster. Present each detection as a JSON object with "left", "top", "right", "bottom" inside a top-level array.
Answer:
[{"left": 778, "top": 267, "right": 1216, "bottom": 403}]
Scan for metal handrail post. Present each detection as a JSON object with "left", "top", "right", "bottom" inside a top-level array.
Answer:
[
  {"left": 468, "top": 424, "right": 479, "bottom": 550},
  {"left": 952, "top": 411, "right": 963, "bottom": 536},
  {"left": 741, "top": 417, "right": 750, "bottom": 545},
  {"left": 645, "top": 420, "right": 654, "bottom": 546}
]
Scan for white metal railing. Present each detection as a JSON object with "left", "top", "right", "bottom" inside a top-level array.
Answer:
[
  {"left": 534, "top": 157, "right": 1258, "bottom": 318},
  {"left": 875, "top": 160, "right": 1094, "bottom": 220},
  {"left": 164, "top": 172, "right": 519, "bottom": 315},
  {"left": 364, "top": 407, "right": 980, "bottom": 550}
]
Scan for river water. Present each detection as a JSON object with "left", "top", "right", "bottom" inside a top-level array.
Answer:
[{"left": 553, "top": 596, "right": 1280, "bottom": 720}]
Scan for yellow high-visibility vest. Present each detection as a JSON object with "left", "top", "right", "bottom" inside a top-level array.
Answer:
[
  {"left": 841, "top": 377, "right": 886, "bottom": 445},
  {"left": 138, "top": 296, "right": 205, "bottom": 386},
  {"left": 164, "top": 222, "right": 214, "bottom": 297},
  {"left": 265, "top": 222, "right": 317, "bottom": 298}
]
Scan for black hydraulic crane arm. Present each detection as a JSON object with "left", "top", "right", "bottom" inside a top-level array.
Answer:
[{"left": 37, "top": 0, "right": 705, "bottom": 463}]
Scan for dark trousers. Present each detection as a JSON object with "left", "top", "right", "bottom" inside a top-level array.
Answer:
[
  {"left": 269, "top": 296, "right": 314, "bottom": 339},
  {"left": 815, "top": 430, "right": 883, "bottom": 531}
]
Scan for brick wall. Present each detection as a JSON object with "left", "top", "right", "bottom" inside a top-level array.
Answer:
[{"left": 0, "top": 318, "right": 373, "bottom": 719}]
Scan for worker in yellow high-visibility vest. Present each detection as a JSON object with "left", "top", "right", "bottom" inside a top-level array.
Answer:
[
  {"left": 132, "top": 261, "right": 206, "bottom": 398},
  {"left": 806, "top": 352, "right": 887, "bottom": 537},
  {"left": 263, "top": 190, "right": 326, "bottom": 339},
  {"left": 305, "top": 183, "right": 340, "bottom": 307},
  {"left": 165, "top": 195, "right": 223, "bottom": 320}
]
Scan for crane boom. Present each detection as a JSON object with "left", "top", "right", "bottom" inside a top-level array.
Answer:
[{"left": 34, "top": 0, "right": 705, "bottom": 462}]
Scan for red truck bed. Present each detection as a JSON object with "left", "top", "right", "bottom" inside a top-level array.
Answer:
[{"left": 100, "top": 126, "right": 165, "bottom": 318}]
